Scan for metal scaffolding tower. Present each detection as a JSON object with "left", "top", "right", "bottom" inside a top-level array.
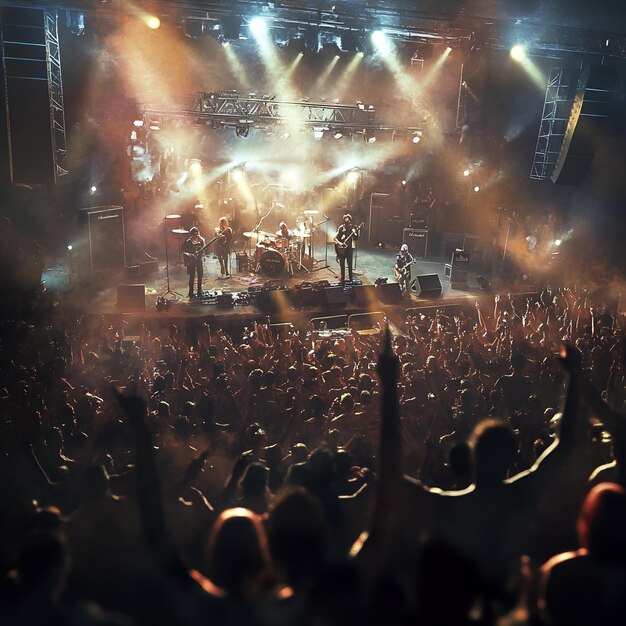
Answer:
[
  {"left": 530, "top": 67, "right": 577, "bottom": 181},
  {"left": 44, "top": 9, "right": 68, "bottom": 177}
]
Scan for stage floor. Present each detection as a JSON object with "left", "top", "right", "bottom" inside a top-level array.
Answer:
[{"left": 43, "top": 244, "right": 493, "bottom": 325}]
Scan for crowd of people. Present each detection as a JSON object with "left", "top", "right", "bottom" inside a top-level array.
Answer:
[{"left": 0, "top": 280, "right": 625, "bottom": 625}]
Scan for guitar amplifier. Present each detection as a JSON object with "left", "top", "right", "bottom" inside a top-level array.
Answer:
[
  {"left": 403, "top": 228, "right": 428, "bottom": 258},
  {"left": 379, "top": 216, "right": 405, "bottom": 246},
  {"left": 410, "top": 214, "right": 429, "bottom": 229}
]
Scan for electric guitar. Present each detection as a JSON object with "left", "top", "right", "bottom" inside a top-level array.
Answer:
[
  {"left": 394, "top": 259, "right": 418, "bottom": 282},
  {"left": 182, "top": 233, "right": 222, "bottom": 267},
  {"left": 334, "top": 222, "right": 364, "bottom": 258}
]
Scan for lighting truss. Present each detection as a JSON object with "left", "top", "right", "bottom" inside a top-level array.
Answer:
[
  {"left": 140, "top": 91, "right": 426, "bottom": 136},
  {"left": 530, "top": 67, "right": 578, "bottom": 180}
]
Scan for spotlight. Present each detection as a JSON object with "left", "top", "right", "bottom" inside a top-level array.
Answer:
[
  {"left": 473, "top": 185, "right": 480, "bottom": 192},
  {"left": 412, "top": 131, "right": 422, "bottom": 144},
  {"left": 189, "top": 159, "right": 202, "bottom": 175},
  {"left": 510, "top": 44, "right": 527, "bottom": 61},
  {"left": 333, "top": 130, "right": 343, "bottom": 140},
  {"left": 554, "top": 239, "right": 562, "bottom": 247},
  {"left": 231, "top": 168, "right": 245, "bottom": 183},
  {"left": 463, "top": 169, "right": 470, "bottom": 177},
  {"left": 67, "top": 244, "right": 73, "bottom": 251},
  {"left": 401, "top": 180, "right": 407, "bottom": 186},
  {"left": 90, "top": 185, "right": 97, "bottom": 194},
  {"left": 145, "top": 16, "right": 160, "bottom": 30},
  {"left": 346, "top": 170, "right": 360, "bottom": 185},
  {"left": 313, "top": 129, "right": 324, "bottom": 140},
  {"left": 371, "top": 30, "right": 392, "bottom": 56},
  {"left": 148, "top": 120, "right": 160, "bottom": 131},
  {"left": 133, "top": 119, "right": 144, "bottom": 128},
  {"left": 249, "top": 17, "right": 267, "bottom": 37}
]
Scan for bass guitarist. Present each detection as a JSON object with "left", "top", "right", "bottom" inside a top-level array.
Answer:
[
  {"left": 182, "top": 227, "right": 205, "bottom": 298},
  {"left": 334, "top": 214, "right": 362, "bottom": 285},
  {"left": 394, "top": 244, "right": 415, "bottom": 296}
]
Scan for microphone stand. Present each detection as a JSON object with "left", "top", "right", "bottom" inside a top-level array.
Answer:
[
  {"left": 312, "top": 215, "right": 337, "bottom": 275},
  {"left": 160, "top": 216, "right": 184, "bottom": 300}
]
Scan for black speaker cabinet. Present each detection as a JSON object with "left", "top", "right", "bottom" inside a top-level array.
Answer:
[
  {"left": 351, "top": 284, "right": 378, "bottom": 306},
  {"left": 379, "top": 216, "right": 406, "bottom": 246},
  {"left": 412, "top": 274, "right": 442, "bottom": 297},
  {"left": 403, "top": 228, "right": 428, "bottom": 258},
  {"left": 322, "top": 287, "right": 350, "bottom": 307},
  {"left": 375, "top": 282, "right": 403, "bottom": 304},
  {"left": 116, "top": 284, "right": 146, "bottom": 311},
  {"left": 79, "top": 206, "right": 126, "bottom": 272}
]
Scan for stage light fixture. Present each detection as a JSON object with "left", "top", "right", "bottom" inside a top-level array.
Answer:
[
  {"left": 412, "top": 130, "right": 423, "bottom": 144},
  {"left": 371, "top": 30, "right": 392, "bottom": 56},
  {"left": 231, "top": 167, "right": 245, "bottom": 183},
  {"left": 474, "top": 185, "right": 480, "bottom": 192},
  {"left": 133, "top": 119, "right": 144, "bottom": 128},
  {"left": 90, "top": 186, "right": 97, "bottom": 194},
  {"left": 333, "top": 130, "right": 343, "bottom": 140},
  {"left": 510, "top": 44, "right": 527, "bottom": 61},
  {"left": 148, "top": 120, "right": 161, "bottom": 131},
  {"left": 67, "top": 244, "right": 73, "bottom": 251},
  {"left": 145, "top": 15, "right": 161, "bottom": 30},
  {"left": 249, "top": 17, "right": 267, "bottom": 37},
  {"left": 189, "top": 159, "right": 202, "bottom": 175},
  {"left": 347, "top": 170, "right": 360, "bottom": 185},
  {"left": 401, "top": 180, "right": 407, "bottom": 186},
  {"left": 66, "top": 11, "right": 85, "bottom": 36},
  {"left": 463, "top": 169, "right": 470, "bottom": 177},
  {"left": 364, "top": 129, "right": 377, "bottom": 143},
  {"left": 554, "top": 239, "right": 561, "bottom": 247},
  {"left": 313, "top": 128, "right": 325, "bottom": 140},
  {"left": 280, "top": 131, "right": 290, "bottom": 139},
  {"left": 340, "top": 31, "right": 363, "bottom": 52}
]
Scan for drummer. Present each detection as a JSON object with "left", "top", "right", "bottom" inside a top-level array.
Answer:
[{"left": 275, "top": 221, "right": 294, "bottom": 246}]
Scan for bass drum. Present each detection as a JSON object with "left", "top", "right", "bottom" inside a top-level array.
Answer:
[{"left": 259, "top": 249, "right": 286, "bottom": 276}]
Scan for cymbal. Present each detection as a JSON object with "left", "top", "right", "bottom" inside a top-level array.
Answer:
[
  {"left": 172, "top": 228, "right": 190, "bottom": 234},
  {"left": 303, "top": 210, "right": 319, "bottom": 215},
  {"left": 244, "top": 231, "right": 276, "bottom": 241},
  {"left": 165, "top": 214, "right": 181, "bottom": 219}
]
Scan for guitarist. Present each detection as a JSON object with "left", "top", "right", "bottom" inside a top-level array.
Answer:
[
  {"left": 182, "top": 226, "right": 205, "bottom": 298},
  {"left": 394, "top": 244, "right": 414, "bottom": 295},
  {"left": 334, "top": 214, "right": 360, "bottom": 285},
  {"left": 215, "top": 217, "right": 233, "bottom": 279}
]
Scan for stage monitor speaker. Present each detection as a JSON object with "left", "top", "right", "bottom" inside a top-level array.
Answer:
[
  {"left": 79, "top": 206, "right": 126, "bottom": 272},
  {"left": 351, "top": 284, "right": 378, "bottom": 307},
  {"left": 403, "top": 228, "right": 428, "bottom": 258},
  {"left": 116, "top": 285, "right": 146, "bottom": 311},
  {"left": 256, "top": 289, "right": 291, "bottom": 313},
  {"left": 322, "top": 286, "right": 350, "bottom": 307},
  {"left": 1, "top": 7, "right": 58, "bottom": 184},
  {"left": 375, "top": 282, "right": 403, "bottom": 304},
  {"left": 551, "top": 65, "right": 617, "bottom": 186},
  {"left": 412, "top": 274, "right": 442, "bottom": 297}
]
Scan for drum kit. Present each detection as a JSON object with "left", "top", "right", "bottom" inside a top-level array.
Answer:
[{"left": 243, "top": 209, "right": 320, "bottom": 276}]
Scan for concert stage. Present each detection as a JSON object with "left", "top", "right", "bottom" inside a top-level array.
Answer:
[{"left": 43, "top": 243, "right": 502, "bottom": 329}]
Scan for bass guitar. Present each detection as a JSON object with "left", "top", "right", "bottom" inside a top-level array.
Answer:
[
  {"left": 334, "top": 222, "right": 364, "bottom": 258},
  {"left": 182, "top": 233, "right": 222, "bottom": 268}
]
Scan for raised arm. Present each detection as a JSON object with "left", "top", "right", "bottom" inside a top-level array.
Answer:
[{"left": 115, "top": 389, "right": 190, "bottom": 582}]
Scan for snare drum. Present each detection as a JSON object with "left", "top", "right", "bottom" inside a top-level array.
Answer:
[{"left": 259, "top": 249, "right": 286, "bottom": 275}]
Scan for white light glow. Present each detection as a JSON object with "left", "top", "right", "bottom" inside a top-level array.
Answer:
[
  {"left": 554, "top": 239, "right": 562, "bottom": 247},
  {"left": 249, "top": 17, "right": 267, "bottom": 37},
  {"left": 473, "top": 185, "right": 480, "bottom": 192},
  {"left": 133, "top": 119, "right": 144, "bottom": 128},
  {"left": 371, "top": 30, "right": 392, "bottom": 56},
  {"left": 90, "top": 186, "right": 97, "bottom": 194},
  {"left": 347, "top": 171, "right": 360, "bottom": 185},
  {"left": 145, "top": 16, "right": 160, "bottom": 30},
  {"left": 463, "top": 169, "right": 470, "bottom": 177},
  {"left": 232, "top": 168, "right": 245, "bottom": 182},
  {"left": 510, "top": 44, "right": 527, "bottom": 61},
  {"left": 333, "top": 131, "right": 343, "bottom": 140},
  {"left": 313, "top": 129, "right": 324, "bottom": 140},
  {"left": 189, "top": 160, "right": 202, "bottom": 175},
  {"left": 67, "top": 244, "right": 73, "bottom": 251}
]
